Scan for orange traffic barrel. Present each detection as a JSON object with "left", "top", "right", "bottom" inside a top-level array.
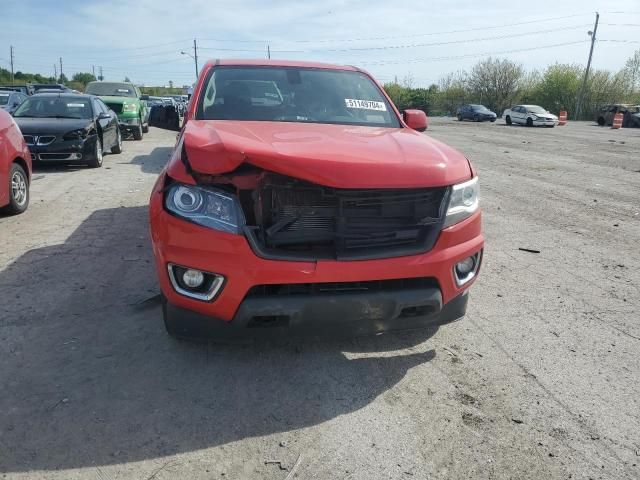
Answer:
[
  {"left": 558, "top": 111, "right": 567, "bottom": 125},
  {"left": 612, "top": 112, "right": 623, "bottom": 129}
]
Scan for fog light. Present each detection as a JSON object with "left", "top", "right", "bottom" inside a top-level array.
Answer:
[
  {"left": 182, "top": 269, "right": 204, "bottom": 288},
  {"left": 453, "top": 251, "right": 482, "bottom": 287},
  {"left": 455, "top": 257, "right": 476, "bottom": 276}
]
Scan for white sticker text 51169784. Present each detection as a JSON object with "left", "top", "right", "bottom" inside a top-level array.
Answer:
[{"left": 344, "top": 99, "right": 387, "bottom": 111}]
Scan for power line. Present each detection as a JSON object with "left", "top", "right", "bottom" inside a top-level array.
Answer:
[
  {"left": 360, "top": 40, "right": 590, "bottom": 66},
  {"left": 303, "top": 24, "right": 592, "bottom": 53},
  {"left": 291, "top": 13, "right": 594, "bottom": 43}
]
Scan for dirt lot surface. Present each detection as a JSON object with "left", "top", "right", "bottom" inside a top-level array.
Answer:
[{"left": 1, "top": 120, "right": 639, "bottom": 479}]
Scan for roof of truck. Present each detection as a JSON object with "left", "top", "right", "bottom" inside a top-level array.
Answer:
[{"left": 202, "top": 59, "right": 360, "bottom": 71}]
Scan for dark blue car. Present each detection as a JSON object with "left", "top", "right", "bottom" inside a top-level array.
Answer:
[{"left": 456, "top": 104, "right": 497, "bottom": 122}]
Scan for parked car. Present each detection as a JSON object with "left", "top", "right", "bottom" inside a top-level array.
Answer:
[
  {"left": 0, "top": 85, "right": 34, "bottom": 95},
  {"left": 31, "top": 84, "right": 72, "bottom": 93},
  {"left": 84, "top": 81, "right": 149, "bottom": 140},
  {"left": 503, "top": 105, "right": 558, "bottom": 127},
  {"left": 0, "top": 90, "right": 28, "bottom": 115},
  {"left": 0, "top": 108, "right": 31, "bottom": 215},
  {"left": 623, "top": 105, "right": 640, "bottom": 128},
  {"left": 149, "top": 59, "right": 483, "bottom": 339},
  {"left": 456, "top": 104, "right": 497, "bottom": 122},
  {"left": 12, "top": 93, "right": 122, "bottom": 168},
  {"left": 596, "top": 104, "right": 640, "bottom": 127}
]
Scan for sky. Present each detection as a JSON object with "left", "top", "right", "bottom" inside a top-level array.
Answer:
[{"left": 2, "top": 0, "right": 640, "bottom": 88}]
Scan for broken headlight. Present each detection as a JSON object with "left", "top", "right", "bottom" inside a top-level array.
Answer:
[
  {"left": 165, "top": 183, "right": 245, "bottom": 234},
  {"left": 444, "top": 176, "right": 479, "bottom": 228}
]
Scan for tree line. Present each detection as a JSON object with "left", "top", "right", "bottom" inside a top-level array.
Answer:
[
  {"left": 384, "top": 50, "right": 640, "bottom": 120},
  {"left": 0, "top": 68, "right": 183, "bottom": 95}
]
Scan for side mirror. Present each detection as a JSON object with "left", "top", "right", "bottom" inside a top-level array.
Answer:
[
  {"left": 140, "top": 94, "right": 149, "bottom": 101},
  {"left": 403, "top": 109, "right": 428, "bottom": 132},
  {"left": 98, "top": 112, "right": 112, "bottom": 120}
]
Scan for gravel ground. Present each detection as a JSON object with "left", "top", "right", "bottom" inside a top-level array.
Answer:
[{"left": 1, "top": 120, "right": 639, "bottom": 479}]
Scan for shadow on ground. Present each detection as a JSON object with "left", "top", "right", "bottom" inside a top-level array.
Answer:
[
  {"left": 127, "top": 146, "right": 173, "bottom": 174},
  {"left": 0, "top": 205, "right": 438, "bottom": 472}
]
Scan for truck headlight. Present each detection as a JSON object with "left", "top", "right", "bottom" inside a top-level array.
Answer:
[
  {"left": 444, "top": 177, "right": 479, "bottom": 227},
  {"left": 122, "top": 103, "right": 138, "bottom": 113},
  {"left": 165, "top": 183, "right": 245, "bottom": 234}
]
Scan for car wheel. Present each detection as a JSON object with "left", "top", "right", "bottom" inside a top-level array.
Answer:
[
  {"left": 505, "top": 115, "right": 512, "bottom": 125},
  {"left": 88, "top": 137, "right": 103, "bottom": 168},
  {"left": 473, "top": 115, "right": 479, "bottom": 122},
  {"left": 142, "top": 122, "right": 149, "bottom": 134},
  {"left": 133, "top": 123, "right": 143, "bottom": 140},
  {"left": 490, "top": 118, "right": 496, "bottom": 122},
  {"left": 597, "top": 117, "right": 605, "bottom": 126},
  {"left": 111, "top": 128, "right": 123, "bottom": 154},
  {"left": 457, "top": 114, "right": 463, "bottom": 121},
  {"left": 526, "top": 117, "right": 533, "bottom": 127},
  {"left": 2, "top": 163, "right": 29, "bottom": 215}
]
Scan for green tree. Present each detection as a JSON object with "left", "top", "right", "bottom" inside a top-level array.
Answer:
[
  {"left": 530, "top": 64, "right": 582, "bottom": 114},
  {"left": 467, "top": 57, "right": 524, "bottom": 114},
  {"left": 72, "top": 72, "right": 97, "bottom": 85}
]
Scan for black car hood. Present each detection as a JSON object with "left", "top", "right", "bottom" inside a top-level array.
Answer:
[{"left": 14, "top": 117, "right": 93, "bottom": 135}]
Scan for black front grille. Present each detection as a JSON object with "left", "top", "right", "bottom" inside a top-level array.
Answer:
[
  {"left": 23, "top": 135, "right": 35, "bottom": 145},
  {"left": 247, "top": 277, "right": 439, "bottom": 297},
  {"left": 105, "top": 103, "right": 123, "bottom": 114},
  {"left": 246, "top": 176, "right": 449, "bottom": 261}
]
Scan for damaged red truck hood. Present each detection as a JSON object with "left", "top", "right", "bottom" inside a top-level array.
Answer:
[{"left": 182, "top": 120, "right": 472, "bottom": 188}]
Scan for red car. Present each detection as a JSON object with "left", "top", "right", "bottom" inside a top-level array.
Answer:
[
  {"left": 0, "top": 108, "right": 31, "bottom": 215},
  {"left": 149, "top": 59, "right": 483, "bottom": 338}
]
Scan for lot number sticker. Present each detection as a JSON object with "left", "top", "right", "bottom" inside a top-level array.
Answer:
[{"left": 345, "top": 99, "right": 387, "bottom": 111}]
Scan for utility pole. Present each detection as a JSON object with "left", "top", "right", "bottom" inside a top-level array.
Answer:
[
  {"left": 99, "top": 66, "right": 103, "bottom": 81},
  {"left": 92, "top": 65, "right": 95, "bottom": 77},
  {"left": 575, "top": 12, "right": 599, "bottom": 120},
  {"left": 54, "top": 63, "right": 57, "bottom": 80},
  {"left": 193, "top": 38, "right": 199, "bottom": 79},
  {"left": 9, "top": 46, "right": 14, "bottom": 83},
  {"left": 59, "top": 57, "right": 63, "bottom": 83},
  {"left": 267, "top": 45, "right": 271, "bottom": 59}
]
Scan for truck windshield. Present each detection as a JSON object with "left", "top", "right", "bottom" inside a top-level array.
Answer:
[
  {"left": 85, "top": 82, "right": 137, "bottom": 97},
  {"left": 197, "top": 66, "right": 400, "bottom": 128}
]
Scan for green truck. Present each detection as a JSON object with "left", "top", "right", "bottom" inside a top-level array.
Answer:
[{"left": 84, "top": 81, "right": 149, "bottom": 140}]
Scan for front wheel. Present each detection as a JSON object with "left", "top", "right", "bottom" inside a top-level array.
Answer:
[
  {"left": 88, "top": 137, "right": 103, "bottom": 168},
  {"left": 597, "top": 117, "right": 605, "bottom": 126},
  {"left": 505, "top": 115, "right": 512, "bottom": 125},
  {"left": 111, "top": 128, "right": 122, "bottom": 154},
  {"left": 133, "top": 123, "right": 143, "bottom": 140},
  {"left": 457, "top": 114, "right": 463, "bottom": 121},
  {"left": 526, "top": 117, "right": 533, "bottom": 127},
  {"left": 2, "top": 163, "right": 29, "bottom": 215}
]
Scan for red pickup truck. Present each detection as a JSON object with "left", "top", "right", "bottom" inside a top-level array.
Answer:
[{"left": 149, "top": 59, "right": 483, "bottom": 338}]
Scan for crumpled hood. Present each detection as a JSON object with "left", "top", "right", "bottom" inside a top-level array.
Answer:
[{"left": 182, "top": 121, "right": 472, "bottom": 188}]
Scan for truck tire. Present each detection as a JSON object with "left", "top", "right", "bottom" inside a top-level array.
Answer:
[{"left": 133, "top": 123, "right": 143, "bottom": 140}]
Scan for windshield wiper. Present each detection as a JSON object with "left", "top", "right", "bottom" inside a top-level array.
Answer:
[{"left": 41, "top": 115, "right": 84, "bottom": 119}]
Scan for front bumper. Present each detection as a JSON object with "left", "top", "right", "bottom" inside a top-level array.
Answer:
[
  {"left": 28, "top": 136, "right": 98, "bottom": 163},
  {"left": 117, "top": 115, "right": 141, "bottom": 132},
  {"left": 532, "top": 118, "right": 558, "bottom": 126},
  {"left": 150, "top": 186, "right": 484, "bottom": 332}
]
